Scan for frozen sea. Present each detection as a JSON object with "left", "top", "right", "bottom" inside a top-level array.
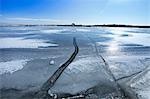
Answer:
[{"left": 0, "top": 26, "right": 150, "bottom": 99}]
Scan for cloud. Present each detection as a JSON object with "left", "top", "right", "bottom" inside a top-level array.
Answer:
[
  {"left": 6, "top": 17, "right": 63, "bottom": 22},
  {"left": 4, "top": 17, "right": 69, "bottom": 24}
]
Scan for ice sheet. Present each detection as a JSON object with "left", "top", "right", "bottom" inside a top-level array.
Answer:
[{"left": 0, "top": 26, "right": 150, "bottom": 98}]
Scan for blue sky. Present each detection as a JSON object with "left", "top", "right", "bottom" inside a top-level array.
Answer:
[{"left": 0, "top": 0, "right": 149, "bottom": 25}]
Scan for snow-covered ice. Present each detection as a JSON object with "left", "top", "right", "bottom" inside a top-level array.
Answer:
[{"left": 0, "top": 59, "right": 28, "bottom": 75}]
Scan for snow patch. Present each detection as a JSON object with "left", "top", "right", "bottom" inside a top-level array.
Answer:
[
  {"left": 0, "top": 59, "right": 28, "bottom": 75},
  {"left": 0, "top": 38, "right": 58, "bottom": 48},
  {"left": 49, "top": 60, "right": 55, "bottom": 65},
  {"left": 76, "top": 29, "right": 90, "bottom": 32},
  {"left": 41, "top": 29, "right": 67, "bottom": 34}
]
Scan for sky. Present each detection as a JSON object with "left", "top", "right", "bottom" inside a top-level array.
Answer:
[{"left": 0, "top": 0, "right": 149, "bottom": 25}]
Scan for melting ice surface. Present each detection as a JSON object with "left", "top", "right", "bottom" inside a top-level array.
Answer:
[{"left": 0, "top": 26, "right": 150, "bottom": 98}]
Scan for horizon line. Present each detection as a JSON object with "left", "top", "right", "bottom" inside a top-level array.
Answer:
[{"left": 0, "top": 23, "right": 150, "bottom": 28}]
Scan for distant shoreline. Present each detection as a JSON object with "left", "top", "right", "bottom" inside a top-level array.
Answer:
[
  {"left": 0, "top": 24, "right": 150, "bottom": 28},
  {"left": 56, "top": 24, "right": 150, "bottom": 28}
]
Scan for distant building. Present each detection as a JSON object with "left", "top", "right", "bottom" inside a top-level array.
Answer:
[{"left": 71, "top": 23, "right": 75, "bottom": 26}]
